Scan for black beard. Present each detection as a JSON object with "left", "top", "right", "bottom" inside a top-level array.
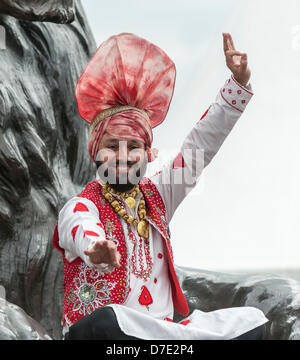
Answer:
[
  {"left": 109, "top": 183, "right": 136, "bottom": 193},
  {"left": 96, "top": 159, "right": 147, "bottom": 192}
]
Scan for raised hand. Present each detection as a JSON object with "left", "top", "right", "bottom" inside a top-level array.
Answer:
[
  {"left": 223, "top": 32, "right": 251, "bottom": 87},
  {"left": 84, "top": 240, "right": 121, "bottom": 268}
]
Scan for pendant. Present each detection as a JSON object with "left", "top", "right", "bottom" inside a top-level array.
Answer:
[
  {"left": 137, "top": 220, "right": 149, "bottom": 239},
  {"left": 125, "top": 197, "right": 136, "bottom": 209}
]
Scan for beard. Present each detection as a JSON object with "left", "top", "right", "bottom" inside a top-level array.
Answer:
[{"left": 96, "top": 157, "right": 148, "bottom": 192}]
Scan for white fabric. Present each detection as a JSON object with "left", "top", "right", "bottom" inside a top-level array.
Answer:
[
  {"left": 151, "top": 76, "right": 254, "bottom": 222},
  {"left": 110, "top": 304, "right": 267, "bottom": 340},
  {"left": 58, "top": 77, "right": 269, "bottom": 339}
]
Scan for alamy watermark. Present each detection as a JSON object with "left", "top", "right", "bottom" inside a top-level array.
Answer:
[{"left": 95, "top": 142, "right": 206, "bottom": 196}]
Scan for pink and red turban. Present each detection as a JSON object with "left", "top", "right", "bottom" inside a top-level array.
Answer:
[{"left": 75, "top": 32, "right": 176, "bottom": 163}]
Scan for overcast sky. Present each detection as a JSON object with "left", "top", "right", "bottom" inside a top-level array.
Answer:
[{"left": 82, "top": 0, "right": 300, "bottom": 274}]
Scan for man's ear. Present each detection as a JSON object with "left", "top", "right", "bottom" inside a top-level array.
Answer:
[{"left": 146, "top": 147, "right": 159, "bottom": 163}]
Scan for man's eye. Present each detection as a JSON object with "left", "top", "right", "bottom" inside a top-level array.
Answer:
[
  {"left": 129, "top": 146, "right": 144, "bottom": 151},
  {"left": 107, "top": 145, "right": 117, "bottom": 150}
]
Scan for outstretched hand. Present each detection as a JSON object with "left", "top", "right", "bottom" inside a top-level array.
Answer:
[
  {"left": 223, "top": 32, "right": 251, "bottom": 87},
  {"left": 84, "top": 240, "right": 121, "bottom": 268}
]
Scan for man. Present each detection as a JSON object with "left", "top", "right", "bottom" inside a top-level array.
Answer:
[{"left": 52, "top": 32, "right": 268, "bottom": 340}]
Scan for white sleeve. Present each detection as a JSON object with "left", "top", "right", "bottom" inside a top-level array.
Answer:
[
  {"left": 57, "top": 196, "right": 115, "bottom": 272},
  {"left": 150, "top": 76, "right": 254, "bottom": 222}
]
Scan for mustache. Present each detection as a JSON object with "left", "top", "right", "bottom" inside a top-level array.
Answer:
[
  {"left": 96, "top": 156, "right": 148, "bottom": 187},
  {"left": 96, "top": 160, "right": 139, "bottom": 168}
]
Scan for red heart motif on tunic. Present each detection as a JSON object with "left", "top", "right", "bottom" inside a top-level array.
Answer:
[
  {"left": 164, "top": 317, "right": 173, "bottom": 322},
  {"left": 73, "top": 202, "right": 89, "bottom": 213},
  {"left": 172, "top": 152, "right": 185, "bottom": 169},
  {"left": 179, "top": 320, "right": 191, "bottom": 326},
  {"left": 138, "top": 286, "right": 153, "bottom": 310},
  {"left": 96, "top": 222, "right": 104, "bottom": 229},
  {"left": 71, "top": 225, "right": 79, "bottom": 241},
  {"left": 84, "top": 230, "right": 99, "bottom": 237}
]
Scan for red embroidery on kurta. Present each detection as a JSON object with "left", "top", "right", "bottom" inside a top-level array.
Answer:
[
  {"left": 200, "top": 107, "right": 210, "bottom": 120},
  {"left": 96, "top": 222, "right": 104, "bottom": 229},
  {"left": 138, "top": 286, "right": 153, "bottom": 310},
  {"left": 231, "top": 75, "right": 253, "bottom": 95},
  {"left": 71, "top": 225, "right": 79, "bottom": 241},
  {"left": 73, "top": 202, "right": 89, "bottom": 213},
  {"left": 158, "top": 253, "right": 163, "bottom": 259},
  {"left": 179, "top": 320, "right": 191, "bottom": 326},
  {"left": 164, "top": 317, "right": 173, "bottom": 322},
  {"left": 172, "top": 152, "right": 185, "bottom": 169},
  {"left": 84, "top": 230, "right": 99, "bottom": 237}
]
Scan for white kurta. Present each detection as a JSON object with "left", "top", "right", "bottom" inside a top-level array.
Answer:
[{"left": 57, "top": 76, "right": 268, "bottom": 339}]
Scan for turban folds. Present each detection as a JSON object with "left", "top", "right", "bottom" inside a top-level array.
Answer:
[{"left": 75, "top": 32, "right": 176, "bottom": 163}]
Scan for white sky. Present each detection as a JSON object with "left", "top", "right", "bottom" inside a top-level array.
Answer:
[{"left": 82, "top": 0, "right": 300, "bottom": 273}]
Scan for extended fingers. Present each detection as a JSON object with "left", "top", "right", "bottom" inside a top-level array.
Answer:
[
  {"left": 84, "top": 239, "right": 112, "bottom": 256},
  {"left": 84, "top": 240, "right": 121, "bottom": 268},
  {"left": 227, "top": 33, "right": 236, "bottom": 50},
  {"left": 226, "top": 50, "right": 243, "bottom": 57},
  {"left": 223, "top": 32, "right": 229, "bottom": 52},
  {"left": 112, "top": 251, "right": 121, "bottom": 268},
  {"left": 240, "top": 53, "right": 248, "bottom": 70},
  {"left": 104, "top": 242, "right": 121, "bottom": 268},
  {"left": 100, "top": 240, "right": 121, "bottom": 268},
  {"left": 225, "top": 50, "right": 243, "bottom": 68},
  {"left": 223, "top": 32, "right": 236, "bottom": 52}
]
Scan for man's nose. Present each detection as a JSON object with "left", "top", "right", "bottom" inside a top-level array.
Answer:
[{"left": 117, "top": 141, "right": 128, "bottom": 163}]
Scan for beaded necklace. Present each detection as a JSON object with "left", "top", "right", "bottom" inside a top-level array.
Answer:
[
  {"left": 128, "top": 224, "right": 152, "bottom": 281},
  {"left": 101, "top": 183, "right": 153, "bottom": 280},
  {"left": 101, "top": 184, "right": 149, "bottom": 239}
]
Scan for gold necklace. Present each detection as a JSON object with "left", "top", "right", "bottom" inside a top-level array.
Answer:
[
  {"left": 104, "top": 184, "right": 139, "bottom": 209},
  {"left": 101, "top": 184, "right": 149, "bottom": 239}
]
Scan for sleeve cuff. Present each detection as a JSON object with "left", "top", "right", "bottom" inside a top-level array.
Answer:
[{"left": 219, "top": 75, "right": 254, "bottom": 113}]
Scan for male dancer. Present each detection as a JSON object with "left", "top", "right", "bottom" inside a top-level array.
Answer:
[{"left": 53, "top": 32, "right": 268, "bottom": 340}]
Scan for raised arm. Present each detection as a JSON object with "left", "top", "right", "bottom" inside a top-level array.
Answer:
[{"left": 150, "top": 33, "right": 253, "bottom": 222}]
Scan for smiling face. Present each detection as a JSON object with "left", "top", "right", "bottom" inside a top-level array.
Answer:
[
  {"left": 96, "top": 133, "right": 148, "bottom": 192},
  {"left": 0, "top": 0, "right": 75, "bottom": 23}
]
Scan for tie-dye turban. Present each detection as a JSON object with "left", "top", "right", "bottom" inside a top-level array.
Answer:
[{"left": 75, "top": 32, "right": 176, "bottom": 163}]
